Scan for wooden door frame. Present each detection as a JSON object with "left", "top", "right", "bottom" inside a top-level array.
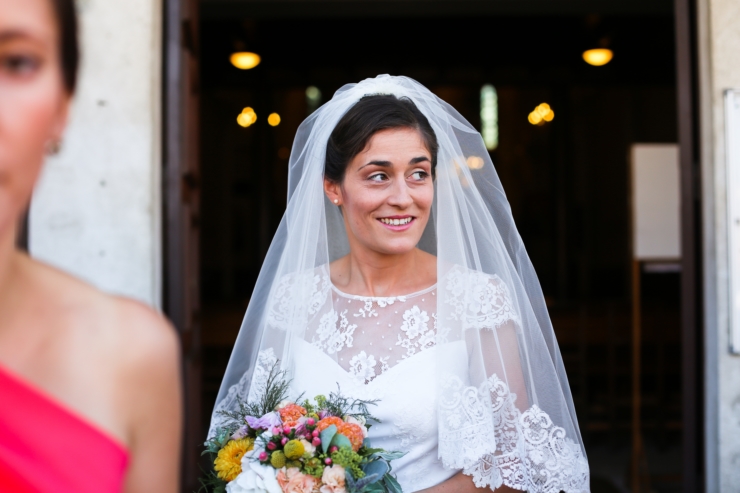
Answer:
[
  {"left": 674, "top": 0, "right": 703, "bottom": 491},
  {"left": 164, "top": 0, "right": 201, "bottom": 490}
]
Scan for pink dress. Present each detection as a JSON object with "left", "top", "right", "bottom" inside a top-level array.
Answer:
[{"left": 0, "top": 366, "right": 128, "bottom": 492}]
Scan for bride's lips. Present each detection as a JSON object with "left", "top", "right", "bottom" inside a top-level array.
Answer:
[{"left": 377, "top": 215, "right": 415, "bottom": 231}]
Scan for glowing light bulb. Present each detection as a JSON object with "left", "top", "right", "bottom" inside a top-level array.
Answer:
[
  {"left": 466, "top": 156, "right": 485, "bottom": 170},
  {"left": 582, "top": 48, "right": 613, "bottom": 66},
  {"left": 268, "top": 113, "right": 281, "bottom": 126},
  {"left": 230, "top": 52, "right": 261, "bottom": 70},
  {"left": 535, "top": 103, "right": 550, "bottom": 117},
  {"left": 528, "top": 112, "right": 542, "bottom": 125},
  {"left": 237, "top": 107, "right": 257, "bottom": 127}
]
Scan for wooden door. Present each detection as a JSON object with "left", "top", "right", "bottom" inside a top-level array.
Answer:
[{"left": 164, "top": 0, "right": 201, "bottom": 490}]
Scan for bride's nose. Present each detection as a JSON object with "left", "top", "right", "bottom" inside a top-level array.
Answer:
[{"left": 387, "top": 179, "right": 413, "bottom": 208}]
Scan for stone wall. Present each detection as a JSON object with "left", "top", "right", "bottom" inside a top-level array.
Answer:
[
  {"left": 29, "top": 0, "right": 162, "bottom": 307},
  {"left": 699, "top": 0, "right": 740, "bottom": 490}
]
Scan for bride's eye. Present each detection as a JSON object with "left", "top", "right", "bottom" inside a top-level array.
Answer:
[
  {"left": 368, "top": 173, "right": 387, "bottom": 182},
  {"left": 410, "top": 171, "right": 429, "bottom": 181}
]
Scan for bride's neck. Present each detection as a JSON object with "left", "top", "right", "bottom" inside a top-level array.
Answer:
[{"left": 338, "top": 247, "right": 431, "bottom": 297}]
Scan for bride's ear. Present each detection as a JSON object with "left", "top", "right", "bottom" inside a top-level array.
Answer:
[{"left": 324, "top": 178, "right": 342, "bottom": 206}]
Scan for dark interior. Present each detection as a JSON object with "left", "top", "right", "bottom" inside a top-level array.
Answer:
[{"left": 198, "top": 7, "right": 681, "bottom": 491}]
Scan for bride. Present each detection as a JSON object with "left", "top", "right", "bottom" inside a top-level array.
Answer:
[{"left": 210, "top": 75, "right": 590, "bottom": 493}]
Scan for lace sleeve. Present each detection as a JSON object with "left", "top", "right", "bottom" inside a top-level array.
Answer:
[
  {"left": 266, "top": 269, "right": 331, "bottom": 331},
  {"left": 439, "top": 266, "right": 589, "bottom": 492},
  {"left": 443, "top": 266, "right": 522, "bottom": 332}
]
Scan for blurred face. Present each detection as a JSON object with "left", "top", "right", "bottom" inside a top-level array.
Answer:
[
  {"left": 0, "top": 0, "right": 69, "bottom": 238},
  {"left": 324, "top": 128, "right": 434, "bottom": 258}
]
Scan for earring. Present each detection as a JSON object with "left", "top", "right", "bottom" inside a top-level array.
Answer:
[
  {"left": 334, "top": 199, "right": 339, "bottom": 204},
  {"left": 45, "top": 139, "right": 61, "bottom": 156}
]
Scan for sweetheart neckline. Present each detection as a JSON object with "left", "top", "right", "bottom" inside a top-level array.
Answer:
[{"left": 296, "top": 338, "right": 441, "bottom": 387}]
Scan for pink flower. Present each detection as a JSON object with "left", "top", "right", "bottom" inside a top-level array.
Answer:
[
  {"left": 277, "top": 467, "right": 318, "bottom": 493},
  {"left": 320, "top": 465, "right": 346, "bottom": 493}
]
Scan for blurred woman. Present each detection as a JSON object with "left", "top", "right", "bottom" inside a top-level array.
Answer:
[{"left": 0, "top": 0, "right": 181, "bottom": 492}]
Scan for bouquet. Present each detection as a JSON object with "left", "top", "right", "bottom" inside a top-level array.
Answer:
[{"left": 201, "top": 364, "right": 405, "bottom": 493}]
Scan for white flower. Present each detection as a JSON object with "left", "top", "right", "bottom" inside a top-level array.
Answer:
[
  {"left": 227, "top": 456, "right": 281, "bottom": 493},
  {"left": 276, "top": 400, "right": 292, "bottom": 410},
  {"left": 400, "top": 306, "right": 429, "bottom": 339},
  {"left": 348, "top": 351, "right": 376, "bottom": 383},
  {"left": 320, "top": 465, "right": 347, "bottom": 493},
  {"left": 300, "top": 438, "right": 316, "bottom": 455}
]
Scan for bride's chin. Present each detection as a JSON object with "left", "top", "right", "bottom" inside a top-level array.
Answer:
[{"left": 368, "top": 240, "right": 420, "bottom": 257}]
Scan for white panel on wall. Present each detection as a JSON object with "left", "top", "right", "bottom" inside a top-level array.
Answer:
[
  {"left": 725, "top": 89, "right": 740, "bottom": 354},
  {"left": 29, "top": 0, "right": 162, "bottom": 307},
  {"left": 631, "top": 144, "right": 681, "bottom": 261}
]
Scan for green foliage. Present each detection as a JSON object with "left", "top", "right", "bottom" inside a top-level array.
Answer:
[
  {"left": 324, "top": 386, "right": 379, "bottom": 423},
  {"left": 215, "top": 361, "right": 291, "bottom": 428},
  {"left": 196, "top": 468, "right": 227, "bottom": 493},
  {"left": 332, "top": 447, "right": 365, "bottom": 479},
  {"left": 303, "top": 457, "right": 325, "bottom": 478}
]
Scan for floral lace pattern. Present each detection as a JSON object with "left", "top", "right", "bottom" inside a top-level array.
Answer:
[
  {"left": 267, "top": 272, "right": 330, "bottom": 331},
  {"left": 397, "top": 307, "right": 437, "bottom": 359},
  {"left": 312, "top": 309, "right": 357, "bottom": 354},
  {"left": 440, "top": 373, "right": 590, "bottom": 493},
  {"left": 444, "top": 266, "right": 521, "bottom": 331}
]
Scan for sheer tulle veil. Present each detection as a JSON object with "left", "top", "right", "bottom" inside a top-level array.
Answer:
[{"left": 210, "top": 75, "right": 590, "bottom": 492}]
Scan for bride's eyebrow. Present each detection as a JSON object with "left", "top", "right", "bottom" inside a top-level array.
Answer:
[
  {"left": 358, "top": 160, "right": 392, "bottom": 170},
  {"left": 409, "top": 156, "right": 430, "bottom": 165}
]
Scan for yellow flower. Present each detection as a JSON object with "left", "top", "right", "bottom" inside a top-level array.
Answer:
[
  {"left": 270, "top": 450, "right": 287, "bottom": 469},
  {"left": 283, "top": 439, "right": 305, "bottom": 460},
  {"left": 214, "top": 438, "right": 254, "bottom": 482}
]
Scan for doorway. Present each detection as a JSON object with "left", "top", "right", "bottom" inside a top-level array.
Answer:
[{"left": 165, "top": 1, "right": 701, "bottom": 491}]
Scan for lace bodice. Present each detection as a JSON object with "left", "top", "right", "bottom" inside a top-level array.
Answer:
[{"left": 305, "top": 278, "right": 439, "bottom": 384}]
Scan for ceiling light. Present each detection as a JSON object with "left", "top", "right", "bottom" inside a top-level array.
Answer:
[
  {"left": 582, "top": 48, "right": 613, "bottom": 66},
  {"left": 230, "top": 52, "right": 261, "bottom": 70},
  {"left": 237, "top": 107, "right": 257, "bottom": 127},
  {"left": 466, "top": 156, "right": 485, "bottom": 170},
  {"left": 528, "top": 103, "right": 554, "bottom": 126},
  {"left": 268, "top": 113, "right": 281, "bottom": 126}
]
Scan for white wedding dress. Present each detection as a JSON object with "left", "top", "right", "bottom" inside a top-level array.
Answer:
[{"left": 232, "top": 265, "right": 589, "bottom": 493}]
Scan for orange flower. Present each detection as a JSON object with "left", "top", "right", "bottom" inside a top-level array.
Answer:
[
  {"left": 316, "top": 416, "right": 343, "bottom": 433},
  {"left": 337, "top": 422, "right": 364, "bottom": 452},
  {"left": 279, "top": 403, "right": 307, "bottom": 425}
]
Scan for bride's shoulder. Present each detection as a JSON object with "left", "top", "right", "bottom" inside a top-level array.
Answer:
[{"left": 439, "top": 263, "right": 509, "bottom": 289}]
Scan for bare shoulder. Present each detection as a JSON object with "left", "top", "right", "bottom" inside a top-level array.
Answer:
[
  {"left": 109, "top": 296, "right": 180, "bottom": 368},
  {"left": 28, "top": 258, "right": 177, "bottom": 355}
]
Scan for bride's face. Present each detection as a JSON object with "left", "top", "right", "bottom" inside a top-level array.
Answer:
[{"left": 324, "top": 127, "right": 434, "bottom": 257}]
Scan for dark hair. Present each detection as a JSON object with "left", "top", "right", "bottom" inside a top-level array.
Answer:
[
  {"left": 324, "top": 94, "right": 438, "bottom": 183},
  {"left": 49, "top": 0, "right": 79, "bottom": 93}
]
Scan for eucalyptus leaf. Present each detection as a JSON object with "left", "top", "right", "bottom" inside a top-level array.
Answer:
[
  {"left": 320, "top": 425, "right": 337, "bottom": 453},
  {"left": 373, "top": 451, "right": 407, "bottom": 461},
  {"left": 362, "top": 460, "right": 389, "bottom": 479},
  {"left": 363, "top": 482, "right": 385, "bottom": 493},
  {"left": 330, "top": 433, "right": 352, "bottom": 450},
  {"left": 352, "top": 473, "right": 381, "bottom": 491},
  {"left": 383, "top": 473, "right": 403, "bottom": 493}
]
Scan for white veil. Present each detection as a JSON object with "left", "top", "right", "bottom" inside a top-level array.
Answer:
[{"left": 210, "top": 75, "right": 590, "bottom": 493}]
